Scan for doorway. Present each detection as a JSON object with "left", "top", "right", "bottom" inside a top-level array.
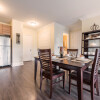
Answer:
[{"left": 63, "top": 33, "right": 69, "bottom": 55}]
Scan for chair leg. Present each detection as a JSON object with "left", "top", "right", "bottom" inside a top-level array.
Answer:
[
  {"left": 50, "top": 80, "right": 52, "bottom": 99},
  {"left": 91, "top": 83, "right": 94, "bottom": 100},
  {"left": 69, "top": 70, "right": 71, "bottom": 94},
  {"left": 63, "top": 74, "right": 65, "bottom": 89},
  {"left": 95, "top": 79, "right": 99, "bottom": 96},
  {"left": 40, "top": 70, "right": 43, "bottom": 90}
]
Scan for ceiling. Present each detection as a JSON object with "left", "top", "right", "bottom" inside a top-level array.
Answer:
[{"left": 1, "top": 0, "right": 100, "bottom": 29}]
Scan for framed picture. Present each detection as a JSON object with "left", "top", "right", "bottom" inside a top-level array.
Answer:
[{"left": 16, "top": 33, "right": 20, "bottom": 44}]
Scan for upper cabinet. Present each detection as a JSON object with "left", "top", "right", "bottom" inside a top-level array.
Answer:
[
  {"left": 0, "top": 23, "right": 11, "bottom": 36},
  {"left": 0, "top": 24, "right": 3, "bottom": 34},
  {"left": 2, "top": 24, "right": 11, "bottom": 35}
]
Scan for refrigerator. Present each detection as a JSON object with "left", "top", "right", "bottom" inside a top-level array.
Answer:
[{"left": 0, "top": 36, "right": 11, "bottom": 66}]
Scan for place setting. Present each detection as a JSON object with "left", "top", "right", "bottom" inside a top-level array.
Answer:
[
  {"left": 52, "top": 47, "right": 92, "bottom": 64},
  {"left": 71, "top": 55, "right": 92, "bottom": 63}
]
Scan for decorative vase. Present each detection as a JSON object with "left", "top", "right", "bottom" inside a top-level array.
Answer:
[
  {"left": 59, "top": 47, "right": 64, "bottom": 58},
  {"left": 60, "top": 53, "right": 63, "bottom": 58}
]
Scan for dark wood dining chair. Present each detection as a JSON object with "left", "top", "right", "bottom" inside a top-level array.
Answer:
[
  {"left": 67, "top": 49, "right": 78, "bottom": 88},
  {"left": 67, "top": 49, "right": 78, "bottom": 58},
  {"left": 69, "top": 49, "right": 100, "bottom": 100},
  {"left": 38, "top": 49, "right": 65, "bottom": 98}
]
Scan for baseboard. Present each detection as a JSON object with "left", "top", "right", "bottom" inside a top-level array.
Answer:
[
  {"left": 12, "top": 62, "right": 24, "bottom": 67},
  {"left": 23, "top": 58, "right": 35, "bottom": 62}
]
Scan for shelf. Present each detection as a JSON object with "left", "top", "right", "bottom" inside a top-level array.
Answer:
[
  {"left": 82, "top": 46, "right": 100, "bottom": 48},
  {"left": 81, "top": 30, "right": 100, "bottom": 60},
  {"left": 82, "top": 38, "right": 100, "bottom": 41},
  {"left": 83, "top": 54, "right": 95, "bottom": 56},
  {"left": 82, "top": 30, "right": 100, "bottom": 35}
]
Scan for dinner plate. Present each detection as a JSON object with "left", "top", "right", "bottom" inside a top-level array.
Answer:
[{"left": 76, "top": 58, "right": 89, "bottom": 62}]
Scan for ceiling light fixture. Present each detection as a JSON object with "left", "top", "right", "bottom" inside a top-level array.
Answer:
[
  {"left": 28, "top": 17, "right": 39, "bottom": 27},
  {"left": 31, "top": 22, "right": 38, "bottom": 26},
  {"left": 28, "top": 20, "right": 39, "bottom": 27},
  {"left": 28, "top": 21, "right": 39, "bottom": 27}
]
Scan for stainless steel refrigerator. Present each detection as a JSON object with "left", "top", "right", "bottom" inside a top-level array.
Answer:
[{"left": 0, "top": 36, "right": 11, "bottom": 66}]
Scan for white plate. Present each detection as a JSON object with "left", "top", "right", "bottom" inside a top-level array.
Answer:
[
  {"left": 76, "top": 58, "right": 89, "bottom": 62},
  {"left": 52, "top": 56, "right": 56, "bottom": 59}
]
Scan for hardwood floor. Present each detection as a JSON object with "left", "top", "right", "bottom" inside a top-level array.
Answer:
[{"left": 0, "top": 61, "right": 100, "bottom": 100}]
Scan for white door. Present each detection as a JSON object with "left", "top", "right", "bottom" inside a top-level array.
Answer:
[{"left": 23, "top": 35, "right": 33, "bottom": 61}]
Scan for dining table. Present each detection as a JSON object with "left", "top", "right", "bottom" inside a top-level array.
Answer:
[{"left": 34, "top": 56, "right": 92, "bottom": 100}]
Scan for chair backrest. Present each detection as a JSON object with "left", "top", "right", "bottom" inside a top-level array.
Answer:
[
  {"left": 91, "top": 49, "right": 100, "bottom": 83},
  {"left": 38, "top": 49, "right": 53, "bottom": 77},
  {"left": 67, "top": 49, "right": 78, "bottom": 58}
]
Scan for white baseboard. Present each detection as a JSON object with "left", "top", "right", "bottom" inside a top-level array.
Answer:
[{"left": 12, "top": 62, "right": 24, "bottom": 67}]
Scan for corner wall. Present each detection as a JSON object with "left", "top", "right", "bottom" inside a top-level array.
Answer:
[
  {"left": 69, "top": 21, "right": 82, "bottom": 56},
  {"left": 69, "top": 29, "right": 82, "bottom": 56},
  {"left": 37, "top": 22, "right": 68, "bottom": 55},
  {"left": 54, "top": 23, "right": 67, "bottom": 55},
  {"left": 11, "top": 19, "right": 23, "bottom": 67}
]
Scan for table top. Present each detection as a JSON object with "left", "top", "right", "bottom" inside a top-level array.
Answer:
[{"left": 34, "top": 56, "right": 92, "bottom": 69}]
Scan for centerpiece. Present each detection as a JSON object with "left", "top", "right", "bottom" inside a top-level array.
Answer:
[{"left": 59, "top": 46, "right": 64, "bottom": 58}]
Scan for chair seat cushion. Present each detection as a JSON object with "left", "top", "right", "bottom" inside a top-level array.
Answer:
[
  {"left": 42, "top": 69, "right": 65, "bottom": 79},
  {"left": 70, "top": 71, "right": 91, "bottom": 84}
]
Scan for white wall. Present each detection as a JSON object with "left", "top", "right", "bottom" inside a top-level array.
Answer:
[
  {"left": 23, "top": 26, "right": 37, "bottom": 60},
  {"left": 70, "top": 29, "right": 82, "bottom": 56},
  {"left": 54, "top": 23, "right": 67, "bottom": 55},
  {"left": 11, "top": 19, "right": 23, "bottom": 66},
  {"left": 11, "top": 20, "right": 38, "bottom": 66},
  {"left": 37, "top": 23, "right": 54, "bottom": 52},
  {"left": 37, "top": 22, "right": 68, "bottom": 55},
  {"left": 82, "top": 15, "right": 100, "bottom": 32},
  {"left": 69, "top": 20, "right": 82, "bottom": 56},
  {"left": 11, "top": 21, "right": 68, "bottom": 66}
]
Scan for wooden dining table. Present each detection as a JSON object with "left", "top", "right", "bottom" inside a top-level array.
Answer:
[{"left": 34, "top": 57, "right": 92, "bottom": 100}]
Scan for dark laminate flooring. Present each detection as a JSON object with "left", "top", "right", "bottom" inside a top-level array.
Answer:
[{"left": 0, "top": 61, "right": 100, "bottom": 100}]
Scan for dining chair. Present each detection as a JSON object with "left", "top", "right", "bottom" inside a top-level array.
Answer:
[
  {"left": 38, "top": 49, "right": 65, "bottom": 98},
  {"left": 69, "top": 49, "right": 100, "bottom": 100},
  {"left": 67, "top": 49, "right": 78, "bottom": 58},
  {"left": 67, "top": 49, "right": 78, "bottom": 90}
]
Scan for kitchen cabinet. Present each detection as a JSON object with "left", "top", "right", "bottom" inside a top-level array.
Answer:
[
  {"left": 0, "top": 23, "right": 11, "bottom": 36},
  {"left": 0, "top": 24, "right": 3, "bottom": 34},
  {"left": 2, "top": 24, "right": 11, "bottom": 35}
]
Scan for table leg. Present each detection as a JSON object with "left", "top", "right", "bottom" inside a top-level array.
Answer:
[
  {"left": 34, "top": 58, "right": 37, "bottom": 81},
  {"left": 77, "top": 68, "right": 83, "bottom": 100}
]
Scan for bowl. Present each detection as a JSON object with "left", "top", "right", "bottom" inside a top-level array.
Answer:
[{"left": 52, "top": 56, "right": 56, "bottom": 59}]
